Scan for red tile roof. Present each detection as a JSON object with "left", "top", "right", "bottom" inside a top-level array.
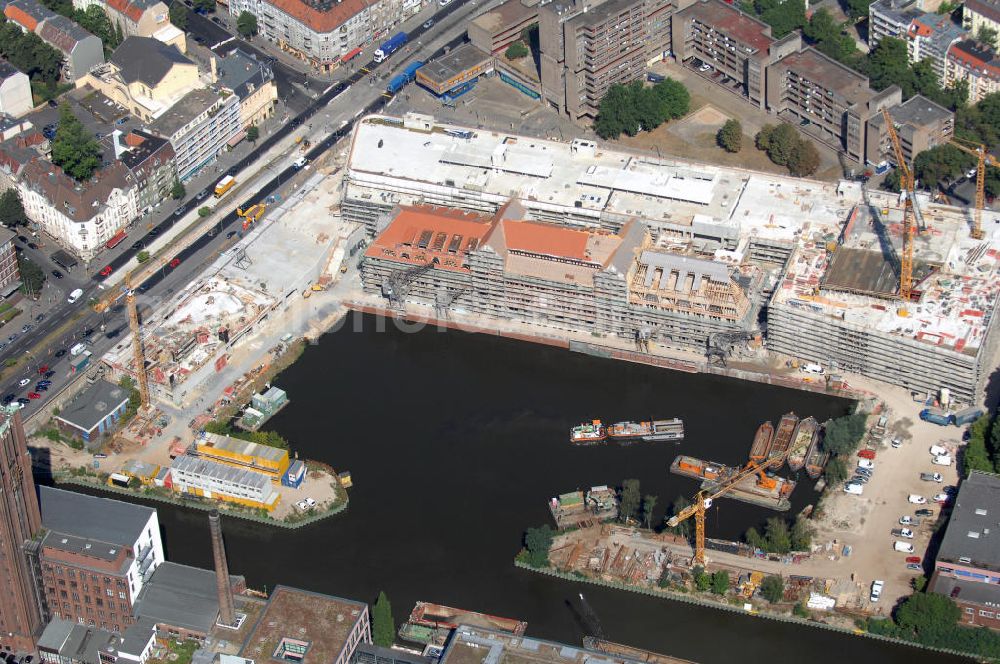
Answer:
[
  {"left": 105, "top": 0, "right": 144, "bottom": 24},
  {"left": 266, "top": 0, "right": 370, "bottom": 34},
  {"left": 500, "top": 220, "right": 590, "bottom": 262},
  {"left": 4, "top": 4, "right": 39, "bottom": 31},
  {"left": 365, "top": 205, "right": 497, "bottom": 272}
]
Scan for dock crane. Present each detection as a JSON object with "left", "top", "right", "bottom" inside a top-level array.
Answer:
[
  {"left": 666, "top": 454, "right": 789, "bottom": 566},
  {"left": 948, "top": 137, "right": 1000, "bottom": 240},
  {"left": 123, "top": 273, "right": 149, "bottom": 408},
  {"left": 880, "top": 108, "right": 918, "bottom": 308}
]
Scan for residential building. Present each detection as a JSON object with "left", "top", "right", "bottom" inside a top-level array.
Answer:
[
  {"left": 193, "top": 431, "right": 291, "bottom": 481},
  {"left": 168, "top": 455, "right": 280, "bottom": 510},
  {"left": 869, "top": 0, "right": 923, "bottom": 48},
  {"left": 964, "top": 0, "right": 1000, "bottom": 39},
  {"left": 0, "top": 227, "right": 22, "bottom": 296},
  {"left": 215, "top": 49, "right": 278, "bottom": 129},
  {"left": 538, "top": 0, "right": 675, "bottom": 120},
  {"left": 132, "top": 562, "right": 246, "bottom": 640},
  {"left": 38, "top": 486, "right": 165, "bottom": 631},
  {"left": 38, "top": 618, "right": 154, "bottom": 664},
  {"left": 53, "top": 379, "right": 132, "bottom": 443},
  {"left": 765, "top": 46, "right": 899, "bottom": 163},
  {"left": 865, "top": 93, "right": 954, "bottom": 165},
  {"left": 227, "top": 0, "right": 410, "bottom": 72},
  {"left": 671, "top": 0, "right": 791, "bottom": 110},
  {"left": 78, "top": 36, "right": 202, "bottom": 122},
  {"left": 240, "top": 586, "right": 370, "bottom": 664},
  {"left": 117, "top": 129, "right": 177, "bottom": 217},
  {"left": 0, "top": 405, "right": 45, "bottom": 652},
  {"left": 4, "top": 0, "right": 54, "bottom": 32},
  {"left": 907, "top": 12, "right": 967, "bottom": 82},
  {"left": 71, "top": 0, "right": 177, "bottom": 43},
  {"left": 38, "top": 15, "right": 106, "bottom": 81},
  {"left": 468, "top": 0, "right": 540, "bottom": 54},
  {"left": 0, "top": 60, "right": 33, "bottom": 117},
  {"left": 930, "top": 471, "right": 1000, "bottom": 629},
  {"left": 148, "top": 87, "right": 242, "bottom": 180},
  {"left": 946, "top": 39, "right": 1000, "bottom": 103}
]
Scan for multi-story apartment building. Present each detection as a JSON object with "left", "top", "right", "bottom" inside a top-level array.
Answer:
[
  {"left": 539, "top": 0, "right": 675, "bottom": 119},
  {"left": 5, "top": 0, "right": 105, "bottom": 82},
  {"left": 946, "top": 38, "right": 1000, "bottom": 103},
  {"left": 118, "top": 130, "right": 177, "bottom": 217},
  {"left": 468, "top": 0, "right": 539, "bottom": 55},
  {"left": 0, "top": 227, "right": 22, "bottom": 296},
  {"left": 149, "top": 88, "right": 242, "bottom": 180},
  {"left": 865, "top": 93, "right": 953, "bottom": 165},
  {"left": 0, "top": 405, "right": 45, "bottom": 652},
  {"left": 71, "top": 0, "right": 177, "bottom": 42},
  {"left": 869, "top": 0, "right": 923, "bottom": 48},
  {"left": 908, "top": 11, "right": 967, "bottom": 82},
  {"left": 227, "top": 0, "right": 408, "bottom": 72},
  {"left": 0, "top": 59, "right": 33, "bottom": 118},
  {"left": 216, "top": 49, "right": 278, "bottom": 128},
  {"left": 765, "top": 46, "right": 900, "bottom": 163},
  {"left": 38, "top": 486, "right": 165, "bottom": 633},
  {"left": 964, "top": 0, "right": 1000, "bottom": 40},
  {"left": 671, "top": 0, "right": 794, "bottom": 110}
]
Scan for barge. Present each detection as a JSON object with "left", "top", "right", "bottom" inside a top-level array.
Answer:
[
  {"left": 787, "top": 417, "right": 818, "bottom": 472},
  {"left": 399, "top": 602, "right": 527, "bottom": 647},
  {"left": 804, "top": 431, "right": 829, "bottom": 480},
  {"left": 571, "top": 420, "right": 606, "bottom": 444},
  {"left": 748, "top": 421, "right": 774, "bottom": 462},
  {"left": 702, "top": 472, "right": 796, "bottom": 511},
  {"left": 606, "top": 418, "right": 684, "bottom": 442},
  {"left": 549, "top": 485, "right": 618, "bottom": 528},
  {"left": 768, "top": 412, "right": 799, "bottom": 461},
  {"left": 670, "top": 455, "right": 732, "bottom": 482}
]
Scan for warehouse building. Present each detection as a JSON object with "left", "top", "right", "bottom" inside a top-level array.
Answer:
[
  {"left": 193, "top": 431, "right": 290, "bottom": 481},
  {"left": 168, "top": 455, "right": 280, "bottom": 511}
]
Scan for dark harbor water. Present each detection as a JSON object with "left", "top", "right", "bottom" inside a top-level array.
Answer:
[{"left": 103, "top": 314, "right": 970, "bottom": 663}]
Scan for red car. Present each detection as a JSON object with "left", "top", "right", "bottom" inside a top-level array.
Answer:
[
  {"left": 169, "top": 258, "right": 181, "bottom": 268},
  {"left": 37, "top": 365, "right": 48, "bottom": 374},
  {"left": 905, "top": 556, "right": 921, "bottom": 564},
  {"left": 858, "top": 449, "right": 876, "bottom": 460},
  {"left": 27, "top": 392, "right": 41, "bottom": 399},
  {"left": 99, "top": 265, "right": 113, "bottom": 277}
]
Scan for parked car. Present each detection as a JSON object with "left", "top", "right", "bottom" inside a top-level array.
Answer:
[
  {"left": 870, "top": 580, "right": 884, "bottom": 602},
  {"left": 698, "top": 63, "right": 712, "bottom": 72},
  {"left": 850, "top": 475, "right": 869, "bottom": 484},
  {"left": 930, "top": 444, "right": 948, "bottom": 456},
  {"left": 99, "top": 265, "right": 113, "bottom": 277},
  {"left": 908, "top": 494, "right": 927, "bottom": 504},
  {"left": 169, "top": 258, "right": 181, "bottom": 268},
  {"left": 51, "top": 270, "right": 63, "bottom": 279},
  {"left": 844, "top": 483, "right": 864, "bottom": 495},
  {"left": 27, "top": 392, "right": 40, "bottom": 400},
  {"left": 34, "top": 385, "right": 47, "bottom": 392},
  {"left": 891, "top": 438, "right": 903, "bottom": 448},
  {"left": 423, "top": 19, "right": 433, "bottom": 28},
  {"left": 17, "top": 378, "right": 29, "bottom": 387},
  {"left": 2, "top": 395, "right": 14, "bottom": 405},
  {"left": 304, "top": 497, "right": 317, "bottom": 507},
  {"left": 899, "top": 515, "right": 913, "bottom": 525},
  {"left": 295, "top": 500, "right": 308, "bottom": 510},
  {"left": 895, "top": 528, "right": 914, "bottom": 538},
  {"left": 933, "top": 492, "right": 952, "bottom": 504},
  {"left": 905, "top": 556, "right": 922, "bottom": 564},
  {"left": 858, "top": 449, "right": 876, "bottom": 460},
  {"left": 920, "top": 472, "right": 943, "bottom": 482},
  {"left": 858, "top": 458, "right": 875, "bottom": 470},
  {"left": 226, "top": 231, "right": 238, "bottom": 239},
  {"left": 906, "top": 563, "right": 922, "bottom": 570},
  {"left": 932, "top": 454, "right": 953, "bottom": 466},
  {"left": 54, "top": 349, "right": 67, "bottom": 358},
  {"left": 893, "top": 541, "right": 915, "bottom": 553},
  {"left": 16, "top": 398, "right": 29, "bottom": 405}
]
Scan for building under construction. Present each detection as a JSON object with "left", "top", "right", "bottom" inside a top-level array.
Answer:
[{"left": 347, "top": 114, "right": 1000, "bottom": 403}]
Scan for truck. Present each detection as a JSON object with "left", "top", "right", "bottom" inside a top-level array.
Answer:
[
  {"left": 69, "top": 351, "right": 92, "bottom": 373},
  {"left": 952, "top": 407, "right": 985, "bottom": 426},
  {"left": 374, "top": 32, "right": 407, "bottom": 63},
  {"left": 214, "top": 175, "right": 237, "bottom": 198},
  {"left": 919, "top": 407, "right": 953, "bottom": 426},
  {"left": 386, "top": 60, "right": 424, "bottom": 94}
]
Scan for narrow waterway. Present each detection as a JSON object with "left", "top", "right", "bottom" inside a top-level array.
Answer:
[{"left": 112, "top": 314, "right": 969, "bottom": 663}]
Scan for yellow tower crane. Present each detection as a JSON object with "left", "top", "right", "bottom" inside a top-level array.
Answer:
[
  {"left": 948, "top": 138, "right": 1000, "bottom": 240},
  {"left": 124, "top": 273, "right": 149, "bottom": 409},
  {"left": 880, "top": 108, "right": 917, "bottom": 308}
]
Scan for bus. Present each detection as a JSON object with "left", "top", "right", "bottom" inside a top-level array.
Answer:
[
  {"left": 214, "top": 175, "right": 237, "bottom": 198},
  {"left": 105, "top": 229, "right": 127, "bottom": 250}
]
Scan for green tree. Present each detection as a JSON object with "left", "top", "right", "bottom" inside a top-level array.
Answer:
[
  {"left": 793, "top": 602, "right": 810, "bottom": 618},
  {"left": 118, "top": 376, "right": 141, "bottom": 419},
  {"left": 51, "top": 105, "right": 102, "bottom": 181},
  {"left": 912, "top": 144, "right": 974, "bottom": 189},
  {"left": 964, "top": 414, "right": 995, "bottom": 475},
  {"left": 237, "top": 11, "right": 258, "bottom": 37},
  {"left": 791, "top": 517, "right": 813, "bottom": 551},
  {"left": 523, "top": 525, "right": 554, "bottom": 567},
  {"left": 198, "top": 206, "right": 212, "bottom": 217},
  {"left": 756, "top": 0, "right": 805, "bottom": 37},
  {"left": 745, "top": 526, "right": 767, "bottom": 551},
  {"left": 824, "top": 456, "right": 848, "bottom": 484},
  {"left": 664, "top": 495, "right": 692, "bottom": 538},
  {"left": 74, "top": 6, "right": 119, "bottom": 51},
  {"left": 652, "top": 78, "right": 690, "bottom": 118},
  {"left": 883, "top": 168, "right": 902, "bottom": 193},
  {"left": 642, "top": 494, "right": 657, "bottom": 529},
  {"left": 594, "top": 83, "right": 637, "bottom": 139},
  {"left": 619, "top": 479, "right": 641, "bottom": 523},
  {"left": 756, "top": 123, "right": 799, "bottom": 166},
  {"left": 979, "top": 26, "right": 999, "bottom": 49},
  {"left": 868, "top": 38, "right": 916, "bottom": 96},
  {"left": 246, "top": 125, "right": 259, "bottom": 143},
  {"left": 803, "top": 7, "right": 838, "bottom": 43},
  {"left": 759, "top": 575, "right": 784, "bottom": 603},
  {"left": 171, "top": 178, "right": 186, "bottom": 200},
  {"left": 821, "top": 413, "right": 868, "bottom": 455},
  {"left": 193, "top": 0, "right": 215, "bottom": 12},
  {"left": 787, "top": 139, "right": 820, "bottom": 177},
  {"left": 692, "top": 565, "right": 711, "bottom": 592},
  {"left": 764, "top": 516, "right": 792, "bottom": 554},
  {"left": 896, "top": 592, "right": 961, "bottom": 635},
  {"left": 136, "top": 250, "right": 150, "bottom": 263},
  {"left": 169, "top": 3, "right": 188, "bottom": 29},
  {"left": 17, "top": 255, "right": 45, "bottom": 296},
  {"left": 717, "top": 119, "right": 742, "bottom": 153},
  {"left": 504, "top": 41, "right": 529, "bottom": 59},
  {"left": 845, "top": 0, "right": 872, "bottom": 18},
  {"left": 711, "top": 570, "right": 729, "bottom": 595},
  {"left": 0, "top": 189, "right": 27, "bottom": 227},
  {"left": 372, "top": 591, "right": 394, "bottom": 647}
]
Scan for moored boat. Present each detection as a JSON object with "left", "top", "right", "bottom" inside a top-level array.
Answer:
[
  {"left": 768, "top": 412, "right": 799, "bottom": 460},
  {"left": 749, "top": 421, "right": 774, "bottom": 462},
  {"left": 571, "top": 420, "right": 606, "bottom": 444},
  {"left": 805, "top": 429, "right": 829, "bottom": 479},
  {"left": 787, "top": 417, "right": 818, "bottom": 472},
  {"left": 670, "top": 455, "right": 732, "bottom": 482},
  {"left": 606, "top": 418, "right": 684, "bottom": 442}
]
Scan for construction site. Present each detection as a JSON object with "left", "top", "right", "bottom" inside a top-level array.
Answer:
[{"left": 345, "top": 113, "right": 1000, "bottom": 404}]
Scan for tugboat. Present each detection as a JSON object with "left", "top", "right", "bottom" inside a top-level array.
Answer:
[{"left": 570, "top": 420, "right": 606, "bottom": 444}]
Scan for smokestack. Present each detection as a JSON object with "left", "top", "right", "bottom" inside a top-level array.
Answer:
[{"left": 209, "top": 511, "right": 236, "bottom": 627}]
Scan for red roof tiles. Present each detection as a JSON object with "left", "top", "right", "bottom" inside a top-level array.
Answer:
[
  {"left": 500, "top": 220, "right": 590, "bottom": 262},
  {"left": 4, "top": 4, "right": 39, "bottom": 31},
  {"left": 266, "top": 0, "right": 370, "bottom": 34}
]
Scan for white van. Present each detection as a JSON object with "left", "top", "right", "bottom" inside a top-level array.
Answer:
[
  {"left": 870, "top": 580, "right": 884, "bottom": 602},
  {"left": 844, "top": 483, "right": 864, "bottom": 495},
  {"left": 932, "top": 455, "right": 953, "bottom": 466},
  {"left": 893, "top": 541, "right": 915, "bottom": 553},
  {"left": 70, "top": 343, "right": 87, "bottom": 356},
  {"left": 801, "top": 363, "right": 825, "bottom": 375},
  {"left": 67, "top": 288, "right": 84, "bottom": 304},
  {"left": 929, "top": 445, "right": 948, "bottom": 457},
  {"left": 858, "top": 458, "right": 875, "bottom": 470}
]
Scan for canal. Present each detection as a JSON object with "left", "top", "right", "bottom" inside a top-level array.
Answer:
[{"left": 124, "top": 314, "right": 968, "bottom": 663}]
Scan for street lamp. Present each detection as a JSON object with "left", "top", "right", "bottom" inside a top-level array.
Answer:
[{"left": 24, "top": 350, "right": 39, "bottom": 375}]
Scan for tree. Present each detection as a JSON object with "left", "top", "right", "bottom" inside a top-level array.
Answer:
[
  {"left": 17, "top": 255, "right": 45, "bottom": 297},
  {"left": 246, "top": 125, "right": 260, "bottom": 143},
  {"left": 745, "top": 526, "right": 767, "bottom": 551},
  {"left": 756, "top": 0, "right": 805, "bottom": 37},
  {"left": 237, "top": 11, "right": 258, "bottom": 37},
  {"left": 790, "top": 517, "right": 813, "bottom": 551},
  {"left": 0, "top": 189, "right": 27, "bottom": 227},
  {"left": 51, "top": 105, "right": 102, "bottom": 181},
  {"left": 824, "top": 456, "right": 848, "bottom": 484},
  {"left": 964, "top": 414, "right": 995, "bottom": 476},
  {"left": 822, "top": 413, "right": 868, "bottom": 455},
  {"left": 619, "top": 479, "right": 641, "bottom": 524},
  {"left": 912, "top": 144, "right": 974, "bottom": 189},
  {"left": 505, "top": 41, "right": 528, "bottom": 59},
  {"left": 759, "top": 575, "right": 784, "bottom": 603},
  {"left": 372, "top": 591, "right": 394, "bottom": 647},
  {"left": 787, "top": 139, "right": 820, "bottom": 177},
  {"left": 711, "top": 570, "right": 729, "bottom": 595},
  {"left": 803, "top": 7, "right": 839, "bottom": 44},
  {"left": 136, "top": 250, "right": 150, "bottom": 263},
  {"left": 664, "top": 495, "right": 692, "bottom": 538},
  {"left": 979, "top": 26, "right": 999, "bottom": 49},
  {"left": 74, "top": 6, "right": 119, "bottom": 51},
  {"left": 868, "top": 38, "right": 916, "bottom": 96},
  {"left": 764, "top": 517, "right": 792, "bottom": 554},
  {"left": 593, "top": 79, "right": 689, "bottom": 139},
  {"left": 652, "top": 78, "right": 690, "bottom": 119},
  {"left": 717, "top": 119, "right": 742, "bottom": 153},
  {"left": 523, "top": 525, "right": 554, "bottom": 567},
  {"left": 169, "top": 3, "right": 188, "bottom": 29},
  {"left": 642, "top": 494, "right": 657, "bottom": 529},
  {"left": 171, "top": 178, "right": 186, "bottom": 200},
  {"left": 756, "top": 124, "right": 801, "bottom": 168},
  {"left": 896, "top": 592, "right": 961, "bottom": 635},
  {"left": 692, "top": 565, "right": 711, "bottom": 592},
  {"left": 845, "top": 0, "right": 872, "bottom": 18},
  {"left": 193, "top": 0, "right": 215, "bottom": 12}
]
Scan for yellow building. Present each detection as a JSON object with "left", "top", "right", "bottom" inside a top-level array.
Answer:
[
  {"left": 195, "top": 431, "right": 290, "bottom": 481},
  {"left": 169, "top": 454, "right": 280, "bottom": 511}
]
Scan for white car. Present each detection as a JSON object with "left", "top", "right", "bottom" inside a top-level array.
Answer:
[
  {"left": 295, "top": 500, "right": 308, "bottom": 510},
  {"left": 933, "top": 492, "right": 952, "bottom": 503},
  {"left": 870, "top": 580, "right": 884, "bottom": 602},
  {"left": 304, "top": 497, "right": 317, "bottom": 507},
  {"left": 894, "top": 541, "right": 915, "bottom": 553},
  {"left": 899, "top": 515, "right": 913, "bottom": 525},
  {"left": 899, "top": 528, "right": 914, "bottom": 538},
  {"left": 844, "top": 483, "right": 864, "bottom": 495},
  {"left": 698, "top": 63, "right": 712, "bottom": 72},
  {"left": 891, "top": 438, "right": 903, "bottom": 448},
  {"left": 929, "top": 444, "right": 948, "bottom": 457},
  {"left": 908, "top": 494, "right": 927, "bottom": 504},
  {"left": 857, "top": 458, "right": 875, "bottom": 470},
  {"left": 17, "top": 378, "right": 29, "bottom": 387},
  {"left": 932, "top": 455, "right": 952, "bottom": 466}
]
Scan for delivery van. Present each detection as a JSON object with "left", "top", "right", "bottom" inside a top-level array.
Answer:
[
  {"left": 67, "top": 288, "right": 83, "bottom": 304},
  {"left": 70, "top": 343, "right": 87, "bottom": 356}
]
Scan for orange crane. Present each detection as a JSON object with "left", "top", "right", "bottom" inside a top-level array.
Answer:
[
  {"left": 666, "top": 454, "right": 789, "bottom": 566},
  {"left": 948, "top": 137, "right": 1000, "bottom": 240},
  {"left": 880, "top": 108, "right": 917, "bottom": 309}
]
